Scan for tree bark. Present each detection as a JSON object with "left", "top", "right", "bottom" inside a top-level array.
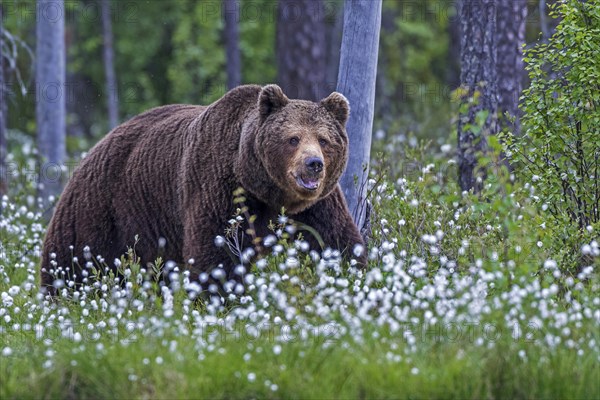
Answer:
[
  {"left": 36, "top": 0, "right": 66, "bottom": 207},
  {"left": 101, "top": 0, "right": 119, "bottom": 129},
  {"left": 223, "top": 0, "right": 241, "bottom": 89},
  {"left": 497, "top": 0, "right": 527, "bottom": 135},
  {"left": 276, "top": 0, "right": 327, "bottom": 101},
  {"left": 337, "top": 0, "right": 382, "bottom": 231},
  {"left": 446, "top": 4, "right": 462, "bottom": 89},
  {"left": 325, "top": 0, "right": 343, "bottom": 92},
  {"left": 457, "top": 0, "right": 498, "bottom": 193},
  {"left": 539, "top": 0, "right": 549, "bottom": 41},
  {"left": 0, "top": 4, "right": 7, "bottom": 197},
  {"left": 374, "top": 4, "right": 395, "bottom": 134}
]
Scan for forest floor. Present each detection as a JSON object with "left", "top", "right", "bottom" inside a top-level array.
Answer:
[{"left": 1, "top": 138, "right": 598, "bottom": 399}]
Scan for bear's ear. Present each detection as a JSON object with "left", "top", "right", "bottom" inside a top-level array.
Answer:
[
  {"left": 259, "top": 84, "right": 289, "bottom": 119},
  {"left": 320, "top": 92, "right": 350, "bottom": 126}
]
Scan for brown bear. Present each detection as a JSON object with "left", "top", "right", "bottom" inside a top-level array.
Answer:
[{"left": 41, "top": 84, "right": 366, "bottom": 293}]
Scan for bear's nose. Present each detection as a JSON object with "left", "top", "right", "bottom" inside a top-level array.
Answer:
[{"left": 305, "top": 157, "right": 324, "bottom": 173}]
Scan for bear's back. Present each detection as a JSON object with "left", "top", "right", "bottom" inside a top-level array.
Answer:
[{"left": 43, "top": 104, "right": 207, "bottom": 281}]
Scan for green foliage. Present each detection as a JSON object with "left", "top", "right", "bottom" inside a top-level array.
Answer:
[
  {"left": 371, "top": 139, "right": 563, "bottom": 279},
  {"left": 238, "top": 0, "right": 277, "bottom": 85},
  {"left": 65, "top": 0, "right": 276, "bottom": 136},
  {"left": 383, "top": 1, "right": 449, "bottom": 85},
  {"left": 4, "top": 0, "right": 451, "bottom": 145},
  {"left": 168, "top": 2, "right": 225, "bottom": 105},
  {"left": 377, "top": 0, "right": 453, "bottom": 138},
  {"left": 505, "top": 0, "right": 600, "bottom": 267}
]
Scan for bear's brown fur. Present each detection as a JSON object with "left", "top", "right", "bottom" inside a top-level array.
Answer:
[{"left": 41, "top": 84, "right": 366, "bottom": 292}]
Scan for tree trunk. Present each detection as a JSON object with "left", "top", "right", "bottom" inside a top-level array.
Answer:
[
  {"left": 539, "top": 0, "right": 549, "bottom": 41},
  {"left": 276, "top": 0, "right": 327, "bottom": 101},
  {"left": 457, "top": 0, "right": 498, "bottom": 193},
  {"left": 337, "top": 0, "right": 382, "bottom": 231},
  {"left": 101, "top": 0, "right": 119, "bottom": 129},
  {"left": 0, "top": 5, "right": 7, "bottom": 197},
  {"left": 223, "top": 0, "right": 241, "bottom": 89},
  {"left": 497, "top": 0, "right": 527, "bottom": 135},
  {"left": 446, "top": 4, "right": 462, "bottom": 89},
  {"left": 374, "top": 4, "right": 395, "bottom": 134},
  {"left": 36, "top": 0, "right": 66, "bottom": 207},
  {"left": 325, "top": 1, "right": 344, "bottom": 93}
]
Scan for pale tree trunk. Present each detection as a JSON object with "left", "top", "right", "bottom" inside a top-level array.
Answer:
[
  {"left": 497, "top": 0, "right": 527, "bottom": 135},
  {"left": 223, "top": 0, "right": 241, "bottom": 89},
  {"left": 276, "top": 0, "right": 327, "bottom": 101},
  {"left": 102, "top": 0, "right": 119, "bottom": 129},
  {"left": 0, "top": 5, "right": 7, "bottom": 197},
  {"left": 36, "top": 0, "right": 66, "bottom": 207},
  {"left": 337, "top": 0, "right": 382, "bottom": 233},
  {"left": 457, "top": 0, "right": 498, "bottom": 193}
]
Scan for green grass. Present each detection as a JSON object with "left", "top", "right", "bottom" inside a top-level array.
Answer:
[
  {"left": 1, "top": 139, "right": 599, "bottom": 399},
  {"left": 1, "top": 320, "right": 598, "bottom": 399}
]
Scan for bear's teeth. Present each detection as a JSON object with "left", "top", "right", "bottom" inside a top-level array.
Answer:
[{"left": 305, "top": 179, "right": 319, "bottom": 189}]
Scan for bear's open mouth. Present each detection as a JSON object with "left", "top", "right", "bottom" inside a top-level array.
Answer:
[{"left": 296, "top": 174, "right": 320, "bottom": 191}]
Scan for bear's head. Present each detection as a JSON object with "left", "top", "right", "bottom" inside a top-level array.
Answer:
[{"left": 237, "top": 84, "right": 350, "bottom": 214}]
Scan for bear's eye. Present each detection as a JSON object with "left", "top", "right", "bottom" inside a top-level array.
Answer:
[
  {"left": 289, "top": 137, "right": 300, "bottom": 146},
  {"left": 318, "top": 138, "right": 328, "bottom": 147}
]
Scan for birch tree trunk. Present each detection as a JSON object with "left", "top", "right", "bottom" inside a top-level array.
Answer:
[
  {"left": 337, "top": 0, "right": 382, "bottom": 232},
  {"left": 457, "top": 0, "right": 498, "bottom": 193},
  {"left": 36, "top": 0, "right": 66, "bottom": 207},
  {"left": 102, "top": 0, "right": 119, "bottom": 129}
]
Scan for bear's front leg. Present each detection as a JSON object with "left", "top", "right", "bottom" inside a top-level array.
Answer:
[
  {"left": 294, "top": 185, "right": 367, "bottom": 266},
  {"left": 182, "top": 210, "right": 237, "bottom": 283}
]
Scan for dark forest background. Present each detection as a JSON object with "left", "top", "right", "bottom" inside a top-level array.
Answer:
[{"left": 1, "top": 0, "right": 554, "bottom": 149}]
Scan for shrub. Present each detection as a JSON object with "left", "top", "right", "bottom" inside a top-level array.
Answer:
[{"left": 505, "top": 0, "right": 599, "bottom": 266}]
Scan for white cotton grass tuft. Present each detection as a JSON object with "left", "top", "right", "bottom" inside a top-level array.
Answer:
[
  {"left": 214, "top": 236, "right": 225, "bottom": 247},
  {"left": 353, "top": 244, "right": 364, "bottom": 258}
]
